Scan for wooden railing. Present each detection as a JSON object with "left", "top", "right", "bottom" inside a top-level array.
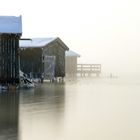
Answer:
[{"left": 77, "top": 64, "right": 101, "bottom": 76}]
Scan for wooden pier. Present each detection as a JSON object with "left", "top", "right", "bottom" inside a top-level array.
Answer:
[{"left": 77, "top": 64, "right": 101, "bottom": 77}]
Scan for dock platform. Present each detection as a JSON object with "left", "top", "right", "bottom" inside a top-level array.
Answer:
[{"left": 77, "top": 64, "right": 101, "bottom": 77}]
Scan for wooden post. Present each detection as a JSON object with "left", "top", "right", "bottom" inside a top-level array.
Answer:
[
  {"left": 89, "top": 64, "right": 92, "bottom": 76},
  {"left": 81, "top": 64, "right": 83, "bottom": 77}
]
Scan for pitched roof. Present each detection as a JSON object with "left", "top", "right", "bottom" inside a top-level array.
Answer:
[
  {"left": 0, "top": 16, "right": 22, "bottom": 34},
  {"left": 20, "top": 37, "right": 69, "bottom": 50},
  {"left": 65, "top": 50, "right": 80, "bottom": 57}
]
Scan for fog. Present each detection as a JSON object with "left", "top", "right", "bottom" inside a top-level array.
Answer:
[
  {"left": 1, "top": 1, "right": 140, "bottom": 139},
  {"left": 1, "top": 0, "right": 140, "bottom": 75}
]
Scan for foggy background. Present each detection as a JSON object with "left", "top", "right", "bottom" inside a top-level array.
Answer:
[{"left": 1, "top": 0, "right": 140, "bottom": 76}]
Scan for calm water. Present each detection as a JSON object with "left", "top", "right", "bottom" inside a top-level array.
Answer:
[{"left": 0, "top": 77, "right": 140, "bottom": 140}]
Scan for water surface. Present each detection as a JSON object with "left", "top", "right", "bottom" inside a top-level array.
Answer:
[{"left": 1, "top": 77, "right": 140, "bottom": 140}]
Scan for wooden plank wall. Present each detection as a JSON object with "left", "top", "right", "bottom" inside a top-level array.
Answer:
[
  {"left": 0, "top": 34, "right": 20, "bottom": 84},
  {"left": 43, "top": 44, "right": 66, "bottom": 78}
]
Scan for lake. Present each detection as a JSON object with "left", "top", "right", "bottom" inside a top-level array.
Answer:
[{"left": 0, "top": 76, "right": 140, "bottom": 140}]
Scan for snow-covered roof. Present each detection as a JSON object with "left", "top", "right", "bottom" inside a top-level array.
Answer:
[
  {"left": 65, "top": 50, "right": 80, "bottom": 57},
  {"left": 20, "top": 38, "right": 57, "bottom": 48},
  {"left": 20, "top": 37, "right": 69, "bottom": 51},
  {"left": 0, "top": 16, "right": 22, "bottom": 34}
]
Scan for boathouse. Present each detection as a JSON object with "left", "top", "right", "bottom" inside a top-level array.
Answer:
[
  {"left": 65, "top": 50, "right": 80, "bottom": 76},
  {"left": 20, "top": 37, "right": 69, "bottom": 80},
  {"left": 0, "top": 16, "right": 22, "bottom": 84}
]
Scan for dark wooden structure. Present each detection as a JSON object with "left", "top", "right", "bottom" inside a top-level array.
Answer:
[
  {"left": 20, "top": 48, "right": 42, "bottom": 78},
  {"left": 77, "top": 64, "right": 101, "bottom": 77},
  {"left": 65, "top": 50, "right": 80, "bottom": 77},
  {"left": 0, "top": 16, "right": 22, "bottom": 85},
  {"left": 20, "top": 37, "right": 69, "bottom": 80}
]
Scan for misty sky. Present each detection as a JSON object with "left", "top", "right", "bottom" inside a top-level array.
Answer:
[{"left": 1, "top": 0, "right": 140, "bottom": 75}]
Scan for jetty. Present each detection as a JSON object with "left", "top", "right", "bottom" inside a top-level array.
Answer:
[{"left": 77, "top": 64, "right": 101, "bottom": 77}]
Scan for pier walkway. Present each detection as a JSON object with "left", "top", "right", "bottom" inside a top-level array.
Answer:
[{"left": 77, "top": 64, "right": 101, "bottom": 77}]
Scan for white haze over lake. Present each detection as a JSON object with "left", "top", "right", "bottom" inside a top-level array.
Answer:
[{"left": 1, "top": 0, "right": 140, "bottom": 76}]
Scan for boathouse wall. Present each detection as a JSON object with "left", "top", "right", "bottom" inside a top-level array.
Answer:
[
  {"left": 42, "top": 41, "right": 66, "bottom": 78},
  {"left": 0, "top": 34, "right": 20, "bottom": 84},
  {"left": 20, "top": 48, "right": 43, "bottom": 78}
]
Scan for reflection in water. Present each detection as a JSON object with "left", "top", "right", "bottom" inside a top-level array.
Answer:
[
  {"left": 0, "top": 91, "right": 19, "bottom": 140},
  {"left": 1, "top": 78, "right": 140, "bottom": 140},
  {"left": 19, "top": 82, "right": 65, "bottom": 140}
]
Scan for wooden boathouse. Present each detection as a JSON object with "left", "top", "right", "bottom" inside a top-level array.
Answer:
[
  {"left": 65, "top": 50, "right": 80, "bottom": 77},
  {"left": 0, "top": 16, "right": 22, "bottom": 85},
  {"left": 20, "top": 37, "right": 69, "bottom": 80}
]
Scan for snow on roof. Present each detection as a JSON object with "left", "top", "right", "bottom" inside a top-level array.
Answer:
[
  {"left": 65, "top": 50, "right": 80, "bottom": 57},
  {"left": 20, "top": 38, "right": 57, "bottom": 48},
  {"left": 0, "top": 16, "right": 22, "bottom": 34}
]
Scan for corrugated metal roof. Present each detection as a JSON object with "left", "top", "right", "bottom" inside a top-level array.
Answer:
[
  {"left": 20, "top": 38, "right": 57, "bottom": 48},
  {"left": 65, "top": 50, "right": 80, "bottom": 57},
  {"left": 0, "top": 16, "right": 22, "bottom": 34}
]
